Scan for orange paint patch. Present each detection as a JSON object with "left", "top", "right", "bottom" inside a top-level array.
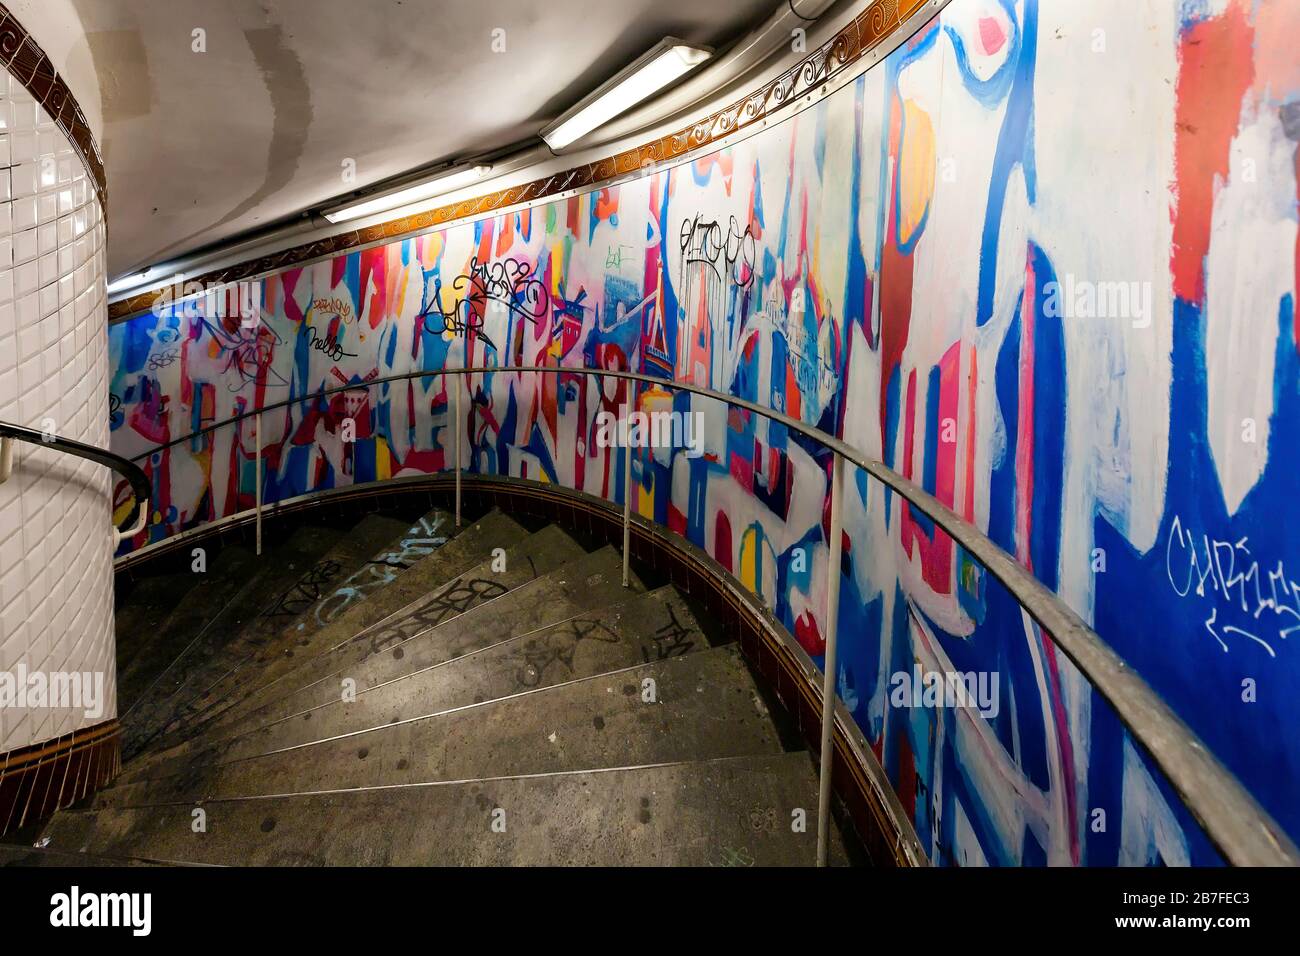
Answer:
[{"left": 1169, "top": 0, "right": 1255, "bottom": 304}]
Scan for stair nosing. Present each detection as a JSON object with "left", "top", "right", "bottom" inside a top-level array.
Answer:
[
  {"left": 165, "top": 583, "right": 685, "bottom": 753},
  {"left": 68, "top": 752, "right": 808, "bottom": 811},
  {"left": 228, "top": 541, "right": 622, "bottom": 711},
  {"left": 111, "top": 646, "right": 749, "bottom": 782}
]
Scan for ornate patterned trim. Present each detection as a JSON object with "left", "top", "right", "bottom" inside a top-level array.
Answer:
[
  {"left": 0, "top": 3, "right": 107, "bottom": 215},
  {"left": 0, "top": 719, "right": 121, "bottom": 835},
  {"left": 108, "top": 0, "right": 930, "bottom": 322}
]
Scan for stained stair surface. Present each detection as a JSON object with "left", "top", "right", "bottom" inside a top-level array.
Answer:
[{"left": 27, "top": 504, "right": 854, "bottom": 867}]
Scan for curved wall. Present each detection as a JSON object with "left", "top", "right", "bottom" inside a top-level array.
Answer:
[
  {"left": 107, "top": 0, "right": 1299, "bottom": 864},
  {"left": 0, "top": 58, "right": 112, "bottom": 753}
]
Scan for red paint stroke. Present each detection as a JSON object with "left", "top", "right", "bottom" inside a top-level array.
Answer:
[
  {"left": 896, "top": 727, "right": 919, "bottom": 822},
  {"left": 593, "top": 187, "right": 620, "bottom": 223},
  {"left": 935, "top": 340, "right": 960, "bottom": 510},
  {"left": 899, "top": 359, "right": 956, "bottom": 594},
  {"left": 714, "top": 511, "right": 733, "bottom": 573},
  {"left": 978, "top": 15, "right": 1006, "bottom": 55},
  {"left": 1040, "top": 635, "right": 1081, "bottom": 866},
  {"left": 794, "top": 609, "right": 824, "bottom": 656},
  {"left": 359, "top": 248, "right": 388, "bottom": 329},
  {"left": 1170, "top": 0, "right": 1255, "bottom": 304},
  {"left": 879, "top": 90, "right": 916, "bottom": 439},
  {"left": 962, "top": 345, "right": 978, "bottom": 523},
  {"left": 1014, "top": 252, "right": 1036, "bottom": 567}
]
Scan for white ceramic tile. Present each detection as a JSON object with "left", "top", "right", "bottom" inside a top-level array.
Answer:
[{"left": 0, "top": 73, "right": 112, "bottom": 754}]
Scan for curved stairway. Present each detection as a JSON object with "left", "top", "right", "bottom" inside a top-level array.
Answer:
[{"left": 29, "top": 506, "right": 854, "bottom": 866}]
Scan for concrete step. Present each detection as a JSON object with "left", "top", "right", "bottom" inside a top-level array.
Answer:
[
  {"left": 44, "top": 753, "right": 839, "bottom": 866},
  {"left": 122, "top": 582, "right": 691, "bottom": 778},
  {"left": 116, "top": 544, "right": 259, "bottom": 714},
  {"left": 0, "top": 842, "right": 194, "bottom": 867},
  {"left": 96, "top": 645, "right": 784, "bottom": 806},
  {"left": 147, "top": 510, "right": 452, "bottom": 740},
  {"left": 142, "top": 510, "right": 529, "bottom": 755},
  {"left": 175, "top": 521, "right": 588, "bottom": 743},
  {"left": 195, "top": 544, "right": 643, "bottom": 745},
  {"left": 120, "top": 524, "right": 349, "bottom": 759}
]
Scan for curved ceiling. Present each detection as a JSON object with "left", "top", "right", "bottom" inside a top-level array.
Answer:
[{"left": 68, "top": 0, "right": 780, "bottom": 277}]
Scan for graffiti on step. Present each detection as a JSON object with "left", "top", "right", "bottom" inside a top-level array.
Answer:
[
  {"left": 364, "top": 577, "right": 511, "bottom": 654},
  {"left": 640, "top": 603, "right": 696, "bottom": 663},
  {"left": 262, "top": 560, "right": 344, "bottom": 619},
  {"left": 714, "top": 845, "right": 755, "bottom": 867},
  {"left": 311, "top": 516, "right": 452, "bottom": 626},
  {"left": 746, "top": 805, "right": 777, "bottom": 833},
  {"left": 375, "top": 514, "right": 451, "bottom": 568},
  {"left": 314, "top": 562, "right": 402, "bottom": 627},
  {"left": 516, "top": 618, "right": 622, "bottom": 688}
]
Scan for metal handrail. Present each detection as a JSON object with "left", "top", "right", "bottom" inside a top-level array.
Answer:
[
  {"left": 116, "top": 363, "right": 1300, "bottom": 866},
  {"left": 0, "top": 420, "right": 150, "bottom": 544}
]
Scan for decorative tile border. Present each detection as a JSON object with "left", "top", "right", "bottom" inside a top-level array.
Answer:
[
  {"left": 108, "top": 0, "right": 929, "bottom": 322},
  {"left": 0, "top": 2, "right": 107, "bottom": 215},
  {"left": 0, "top": 719, "right": 121, "bottom": 835}
]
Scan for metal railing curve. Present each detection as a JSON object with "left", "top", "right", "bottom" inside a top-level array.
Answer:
[
  {"left": 1, "top": 420, "right": 149, "bottom": 544},
  {"left": 114, "top": 363, "right": 1299, "bottom": 866}
]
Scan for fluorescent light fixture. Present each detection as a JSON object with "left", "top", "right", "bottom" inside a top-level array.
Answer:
[
  {"left": 542, "top": 38, "right": 712, "bottom": 151},
  {"left": 323, "top": 164, "right": 494, "bottom": 224},
  {"left": 108, "top": 270, "right": 150, "bottom": 296}
]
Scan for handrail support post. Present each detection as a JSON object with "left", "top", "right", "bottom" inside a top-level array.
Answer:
[
  {"left": 622, "top": 385, "right": 634, "bottom": 588},
  {"left": 816, "top": 452, "right": 845, "bottom": 866},
  {"left": 454, "top": 374, "right": 463, "bottom": 529},
  {"left": 0, "top": 436, "right": 12, "bottom": 485},
  {"left": 254, "top": 411, "right": 263, "bottom": 556}
]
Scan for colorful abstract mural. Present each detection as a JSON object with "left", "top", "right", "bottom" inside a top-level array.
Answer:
[{"left": 107, "top": 0, "right": 1300, "bottom": 865}]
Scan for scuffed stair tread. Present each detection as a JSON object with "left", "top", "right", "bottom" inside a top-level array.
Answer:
[
  {"left": 147, "top": 510, "right": 530, "bottom": 752},
  {"left": 181, "top": 521, "right": 588, "bottom": 740},
  {"left": 125, "top": 584, "right": 697, "bottom": 776},
  {"left": 97, "top": 646, "right": 784, "bottom": 806},
  {"left": 116, "top": 545, "right": 259, "bottom": 713},
  {"left": 146, "top": 510, "right": 449, "bottom": 740},
  {"left": 45, "top": 753, "right": 842, "bottom": 866},
  {"left": 121, "top": 524, "right": 349, "bottom": 757},
  {"left": 190, "top": 544, "right": 643, "bottom": 748},
  {"left": 0, "top": 843, "right": 202, "bottom": 867}
]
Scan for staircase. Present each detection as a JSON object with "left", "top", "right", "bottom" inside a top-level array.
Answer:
[{"left": 28, "top": 505, "right": 853, "bottom": 866}]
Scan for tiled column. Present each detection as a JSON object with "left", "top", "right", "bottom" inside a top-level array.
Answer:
[{"left": 0, "top": 67, "right": 113, "bottom": 754}]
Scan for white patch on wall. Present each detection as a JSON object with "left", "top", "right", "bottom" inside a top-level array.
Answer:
[
  {"left": 951, "top": 797, "right": 991, "bottom": 866},
  {"left": 1204, "top": 106, "right": 1298, "bottom": 513},
  {"left": 818, "top": 87, "right": 858, "bottom": 316},
  {"left": 856, "top": 69, "right": 887, "bottom": 272},
  {"left": 1119, "top": 736, "right": 1190, "bottom": 866},
  {"left": 1031, "top": 0, "right": 1178, "bottom": 617},
  {"left": 908, "top": 22, "right": 1012, "bottom": 360}
]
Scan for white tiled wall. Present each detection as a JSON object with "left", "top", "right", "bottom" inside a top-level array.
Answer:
[{"left": 0, "top": 70, "right": 114, "bottom": 752}]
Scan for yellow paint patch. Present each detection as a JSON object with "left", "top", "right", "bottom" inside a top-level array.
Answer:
[
  {"left": 637, "top": 467, "right": 653, "bottom": 517},
  {"left": 738, "top": 525, "right": 762, "bottom": 592},
  {"left": 898, "top": 99, "right": 936, "bottom": 248}
]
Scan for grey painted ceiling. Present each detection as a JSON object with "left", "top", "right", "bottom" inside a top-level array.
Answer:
[{"left": 73, "top": 0, "right": 777, "bottom": 276}]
